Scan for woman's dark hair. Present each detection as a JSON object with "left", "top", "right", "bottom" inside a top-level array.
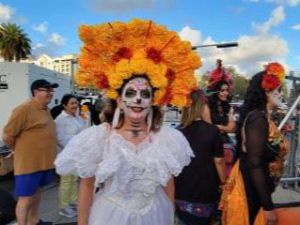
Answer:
[
  {"left": 207, "top": 80, "right": 232, "bottom": 125},
  {"left": 61, "top": 94, "right": 77, "bottom": 107},
  {"left": 50, "top": 94, "right": 77, "bottom": 119},
  {"left": 236, "top": 71, "right": 267, "bottom": 156}
]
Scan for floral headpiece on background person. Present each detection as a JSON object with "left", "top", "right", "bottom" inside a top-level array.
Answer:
[
  {"left": 261, "top": 62, "right": 285, "bottom": 91},
  {"left": 75, "top": 19, "right": 201, "bottom": 107},
  {"left": 207, "top": 59, "right": 233, "bottom": 92}
]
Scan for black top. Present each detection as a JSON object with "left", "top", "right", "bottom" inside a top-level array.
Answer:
[
  {"left": 239, "top": 110, "right": 278, "bottom": 210},
  {"left": 209, "top": 102, "right": 231, "bottom": 143},
  {"left": 175, "top": 120, "right": 223, "bottom": 203}
]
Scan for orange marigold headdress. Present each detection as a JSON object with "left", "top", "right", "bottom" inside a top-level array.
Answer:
[
  {"left": 75, "top": 19, "right": 201, "bottom": 107},
  {"left": 261, "top": 62, "right": 285, "bottom": 91}
]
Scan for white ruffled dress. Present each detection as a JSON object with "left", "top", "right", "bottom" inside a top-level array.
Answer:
[{"left": 55, "top": 123, "right": 193, "bottom": 225}]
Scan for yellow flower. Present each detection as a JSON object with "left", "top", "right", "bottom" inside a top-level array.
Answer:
[
  {"left": 76, "top": 19, "right": 202, "bottom": 107},
  {"left": 106, "top": 89, "right": 118, "bottom": 99}
]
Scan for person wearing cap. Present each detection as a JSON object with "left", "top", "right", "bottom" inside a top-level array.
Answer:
[{"left": 2, "top": 79, "right": 59, "bottom": 225}]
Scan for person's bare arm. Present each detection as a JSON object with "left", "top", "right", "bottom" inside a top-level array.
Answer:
[
  {"left": 164, "top": 176, "right": 175, "bottom": 206},
  {"left": 214, "top": 157, "right": 226, "bottom": 184},
  {"left": 78, "top": 177, "right": 95, "bottom": 225},
  {"left": 217, "top": 108, "right": 236, "bottom": 133}
]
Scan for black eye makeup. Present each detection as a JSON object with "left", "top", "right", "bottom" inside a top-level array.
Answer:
[
  {"left": 125, "top": 88, "right": 137, "bottom": 98},
  {"left": 141, "top": 89, "right": 151, "bottom": 99}
]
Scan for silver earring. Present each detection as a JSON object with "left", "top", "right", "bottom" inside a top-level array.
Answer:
[
  {"left": 147, "top": 108, "right": 153, "bottom": 132},
  {"left": 112, "top": 107, "right": 121, "bottom": 128}
]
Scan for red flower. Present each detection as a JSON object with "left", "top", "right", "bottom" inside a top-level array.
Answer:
[
  {"left": 146, "top": 47, "right": 162, "bottom": 63},
  {"left": 166, "top": 69, "right": 176, "bottom": 82},
  {"left": 112, "top": 47, "right": 133, "bottom": 62},
  {"left": 94, "top": 72, "right": 109, "bottom": 88},
  {"left": 262, "top": 74, "right": 280, "bottom": 91},
  {"left": 160, "top": 87, "right": 173, "bottom": 104}
]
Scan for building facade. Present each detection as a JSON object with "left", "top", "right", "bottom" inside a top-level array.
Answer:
[{"left": 32, "top": 54, "right": 78, "bottom": 77}]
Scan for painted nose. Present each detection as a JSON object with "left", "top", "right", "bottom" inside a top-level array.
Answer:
[{"left": 136, "top": 98, "right": 142, "bottom": 104}]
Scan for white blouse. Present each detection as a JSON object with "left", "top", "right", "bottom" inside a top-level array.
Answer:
[
  {"left": 55, "top": 110, "right": 87, "bottom": 153},
  {"left": 55, "top": 123, "right": 193, "bottom": 223}
]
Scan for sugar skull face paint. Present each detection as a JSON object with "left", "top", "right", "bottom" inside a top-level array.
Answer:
[
  {"left": 266, "top": 86, "right": 287, "bottom": 109},
  {"left": 120, "top": 77, "right": 153, "bottom": 120}
]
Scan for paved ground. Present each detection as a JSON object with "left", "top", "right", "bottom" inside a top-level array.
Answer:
[
  {"left": 1, "top": 174, "right": 76, "bottom": 225},
  {"left": 1, "top": 172, "right": 300, "bottom": 225}
]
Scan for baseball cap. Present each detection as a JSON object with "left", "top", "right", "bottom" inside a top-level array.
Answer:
[{"left": 31, "top": 79, "right": 59, "bottom": 93}]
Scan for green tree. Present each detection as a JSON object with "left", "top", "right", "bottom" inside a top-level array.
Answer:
[
  {"left": 230, "top": 75, "right": 249, "bottom": 101},
  {"left": 0, "top": 23, "right": 31, "bottom": 61}
]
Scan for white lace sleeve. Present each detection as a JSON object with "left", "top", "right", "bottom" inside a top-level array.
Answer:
[
  {"left": 54, "top": 123, "right": 108, "bottom": 178},
  {"left": 155, "top": 126, "right": 194, "bottom": 185}
]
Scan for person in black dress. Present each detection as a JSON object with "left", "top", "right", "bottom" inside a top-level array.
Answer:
[
  {"left": 175, "top": 89, "right": 226, "bottom": 225},
  {"left": 235, "top": 63, "right": 288, "bottom": 225}
]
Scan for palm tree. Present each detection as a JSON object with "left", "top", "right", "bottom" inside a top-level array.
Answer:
[{"left": 0, "top": 23, "right": 31, "bottom": 61}]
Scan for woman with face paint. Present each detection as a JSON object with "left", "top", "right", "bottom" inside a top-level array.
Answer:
[
  {"left": 202, "top": 59, "right": 236, "bottom": 176},
  {"left": 54, "top": 19, "right": 201, "bottom": 225},
  {"left": 220, "top": 63, "right": 289, "bottom": 225}
]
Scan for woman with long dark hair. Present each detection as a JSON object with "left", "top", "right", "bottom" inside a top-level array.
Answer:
[
  {"left": 202, "top": 59, "right": 236, "bottom": 176},
  {"left": 220, "top": 63, "right": 289, "bottom": 225}
]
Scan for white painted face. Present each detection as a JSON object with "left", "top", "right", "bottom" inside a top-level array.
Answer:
[
  {"left": 120, "top": 77, "right": 153, "bottom": 120},
  {"left": 266, "top": 86, "right": 287, "bottom": 109}
]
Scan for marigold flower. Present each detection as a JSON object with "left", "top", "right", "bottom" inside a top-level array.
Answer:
[{"left": 76, "top": 19, "right": 201, "bottom": 107}]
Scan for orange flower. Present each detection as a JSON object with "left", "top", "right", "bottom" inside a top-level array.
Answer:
[
  {"left": 262, "top": 62, "right": 285, "bottom": 91},
  {"left": 266, "top": 62, "right": 285, "bottom": 81},
  {"left": 76, "top": 19, "right": 202, "bottom": 107}
]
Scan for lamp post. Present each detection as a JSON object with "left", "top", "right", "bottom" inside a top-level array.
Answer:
[{"left": 192, "top": 42, "right": 238, "bottom": 50}]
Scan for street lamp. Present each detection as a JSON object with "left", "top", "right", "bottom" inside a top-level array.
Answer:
[{"left": 192, "top": 42, "right": 238, "bottom": 50}]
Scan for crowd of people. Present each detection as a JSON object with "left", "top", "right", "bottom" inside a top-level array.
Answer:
[{"left": 1, "top": 19, "right": 289, "bottom": 225}]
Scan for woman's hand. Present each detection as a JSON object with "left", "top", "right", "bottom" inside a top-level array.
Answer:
[{"left": 264, "top": 209, "right": 278, "bottom": 225}]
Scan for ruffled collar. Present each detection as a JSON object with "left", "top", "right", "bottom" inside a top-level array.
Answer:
[{"left": 110, "top": 129, "right": 155, "bottom": 155}]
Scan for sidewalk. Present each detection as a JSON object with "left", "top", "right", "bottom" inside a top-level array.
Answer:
[{"left": 1, "top": 175, "right": 76, "bottom": 225}]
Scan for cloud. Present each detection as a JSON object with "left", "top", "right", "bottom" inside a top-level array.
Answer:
[
  {"left": 252, "top": 6, "right": 285, "bottom": 34},
  {"left": 32, "top": 43, "right": 45, "bottom": 50},
  {"left": 48, "top": 33, "right": 66, "bottom": 46},
  {"left": 32, "top": 33, "right": 66, "bottom": 57},
  {"left": 85, "top": 0, "right": 173, "bottom": 13},
  {"left": 86, "top": 0, "right": 154, "bottom": 12},
  {"left": 32, "top": 22, "right": 48, "bottom": 33},
  {"left": 31, "top": 33, "right": 67, "bottom": 57},
  {"left": 267, "top": 0, "right": 300, "bottom": 6},
  {"left": 178, "top": 26, "right": 289, "bottom": 77},
  {"left": 0, "top": 2, "right": 14, "bottom": 22},
  {"left": 247, "top": 0, "right": 300, "bottom": 6},
  {"left": 31, "top": 41, "right": 63, "bottom": 57},
  {"left": 291, "top": 23, "right": 300, "bottom": 30},
  {"left": 179, "top": 26, "right": 202, "bottom": 46}
]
